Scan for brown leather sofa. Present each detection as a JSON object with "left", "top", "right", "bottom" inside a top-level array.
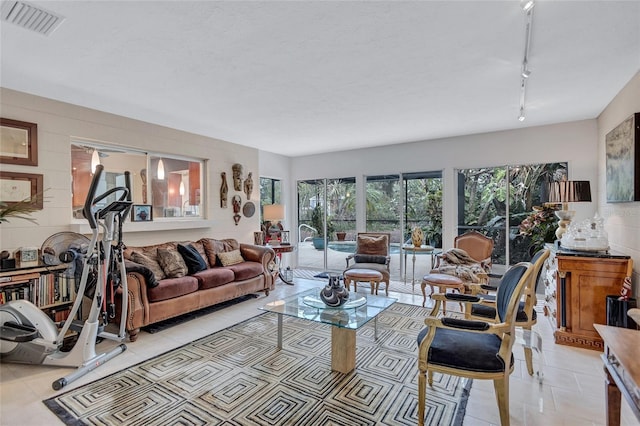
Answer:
[{"left": 118, "top": 237, "right": 275, "bottom": 341}]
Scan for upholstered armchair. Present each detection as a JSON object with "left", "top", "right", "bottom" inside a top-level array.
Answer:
[
  {"left": 432, "top": 230, "right": 494, "bottom": 290},
  {"left": 344, "top": 232, "right": 390, "bottom": 292},
  {"left": 465, "top": 248, "right": 550, "bottom": 378},
  {"left": 417, "top": 262, "right": 533, "bottom": 426}
]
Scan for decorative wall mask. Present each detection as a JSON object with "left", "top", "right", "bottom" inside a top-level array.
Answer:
[
  {"left": 233, "top": 214, "right": 241, "bottom": 226},
  {"left": 232, "top": 195, "right": 241, "bottom": 214},
  {"left": 232, "top": 163, "right": 243, "bottom": 191},
  {"left": 244, "top": 172, "right": 253, "bottom": 200},
  {"left": 220, "top": 172, "right": 228, "bottom": 208}
]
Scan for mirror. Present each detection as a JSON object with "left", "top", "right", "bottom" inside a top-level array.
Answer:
[{"left": 71, "top": 143, "right": 203, "bottom": 219}]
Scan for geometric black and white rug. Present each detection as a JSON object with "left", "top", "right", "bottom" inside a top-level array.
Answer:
[{"left": 44, "top": 303, "right": 472, "bottom": 425}]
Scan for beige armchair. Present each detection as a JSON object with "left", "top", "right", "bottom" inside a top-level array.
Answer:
[
  {"left": 344, "top": 232, "right": 391, "bottom": 293},
  {"left": 432, "top": 230, "right": 494, "bottom": 291}
]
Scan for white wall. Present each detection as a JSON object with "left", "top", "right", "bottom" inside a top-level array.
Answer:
[
  {"left": 291, "top": 119, "right": 599, "bottom": 253},
  {"left": 597, "top": 71, "right": 640, "bottom": 294},
  {"left": 0, "top": 88, "right": 260, "bottom": 252}
]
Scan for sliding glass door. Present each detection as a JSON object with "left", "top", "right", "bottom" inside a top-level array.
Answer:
[
  {"left": 297, "top": 178, "right": 356, "bottom": 272},
  {"left": 457, "top": 162, "right": 567, "bottom": 271}
]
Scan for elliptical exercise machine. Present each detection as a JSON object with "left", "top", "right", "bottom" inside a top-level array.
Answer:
[{"left": 0, "top": 165, "right": 132, "bottom": 390}]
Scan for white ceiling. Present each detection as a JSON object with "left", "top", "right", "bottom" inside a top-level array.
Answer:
[{"left": 1, "top": 1, "right": 639, "bottom": 157}]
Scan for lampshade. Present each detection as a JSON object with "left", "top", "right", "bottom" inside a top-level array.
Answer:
[
  {"left": 547, "top": 180, "right": 592, "bottom": 203},
  {"left": 263, "top": 204, "right": 284, "bottom": 222},
  {"left": 179, "top": 180, "right": 185, "bottom": 196}
]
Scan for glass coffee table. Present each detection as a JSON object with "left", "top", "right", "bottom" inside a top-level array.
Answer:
[{"left": 259, "top": 287, "right": 397, "bottom": 373}]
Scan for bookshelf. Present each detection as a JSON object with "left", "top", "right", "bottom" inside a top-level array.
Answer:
[{"left": 0, "top": 263, "right": 77, "bottom": 322}]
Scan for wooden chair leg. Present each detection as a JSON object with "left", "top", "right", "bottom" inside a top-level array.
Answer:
[
  {"left": 427, "top": 370, "right": 434, "bottom": 386},
  {"left": 493, "top": 376, "right": 510, "bottom": 426},
  {"left": 418, "top": 370, "right": 427, "bottom": 426}
]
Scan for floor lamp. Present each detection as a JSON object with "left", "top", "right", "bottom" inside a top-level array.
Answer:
[{"left": 547, "top": 180, "right": 592, "bottom": 239}]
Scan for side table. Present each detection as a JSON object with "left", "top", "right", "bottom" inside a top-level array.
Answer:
[
  {"left": 401, "top": 245, "right": 434, "bottom": 293},
  {"left": 267, "top": 243, "right": 295, "bottom": 285}
]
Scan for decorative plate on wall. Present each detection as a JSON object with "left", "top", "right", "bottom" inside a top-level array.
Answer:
[{"left": 243, "top": 201, "right": 255, "bottom": 218}]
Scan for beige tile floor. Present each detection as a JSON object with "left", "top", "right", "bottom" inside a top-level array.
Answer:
[{"left": 0, "top": 278, "right": 637, "bottom": 426}]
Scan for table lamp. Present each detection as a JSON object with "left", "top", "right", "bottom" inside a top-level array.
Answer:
[
  {"left": 547, "top": 180, "right": 592, "bottom": 239},
  {"left": 263, "top": 204, "right": 284, "bottom": 242}
]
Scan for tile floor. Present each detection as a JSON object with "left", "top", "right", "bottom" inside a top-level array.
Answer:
[{"left": 0, "top": 278, "right": 636, "bottom": 425}]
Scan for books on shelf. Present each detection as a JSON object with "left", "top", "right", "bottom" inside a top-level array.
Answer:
[{"left": 0, "top": 273, "right": 77, "bottom": 308}]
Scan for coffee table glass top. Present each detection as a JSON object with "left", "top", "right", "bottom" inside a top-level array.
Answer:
[{"left": 259, "top": 287, "right": 397, "bottom": 330}]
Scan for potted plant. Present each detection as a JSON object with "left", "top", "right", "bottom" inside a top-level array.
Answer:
[
  {"left": 518, "top": 205, "right": 559, "bottom": 256},
  {"left": 311, "top": 205, "right": 334, "bottom": 250}
]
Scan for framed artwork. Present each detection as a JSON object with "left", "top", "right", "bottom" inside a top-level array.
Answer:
[
  {"left": 0, "top": 118, "right": 38, "bottom": 166},
  {"left": 606, "top": 112, "right": 640, "bottom": 202},
  {"left": 0, "top": 171, "right": 44, "bottom": 209},
  {"left": 131, "top": 204, "right": 153, "bottom": 222}
]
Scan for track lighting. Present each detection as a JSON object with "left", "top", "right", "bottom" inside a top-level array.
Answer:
[
  {"left": 521, "top": 0, "right": 535, "bottom": 12},
  {"left": 517, "top": 0, "right": 534, "bottom": 122}
]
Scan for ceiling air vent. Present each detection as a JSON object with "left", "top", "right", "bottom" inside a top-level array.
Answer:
[{"left": 1, "top": 1, "right": 65, "bottom": 36}]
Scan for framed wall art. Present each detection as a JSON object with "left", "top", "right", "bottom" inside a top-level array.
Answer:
[
  {"left": 605, "top": 112, "right": 640, "bottom": 202},
  {"left": 131, "top": 204, "right": 153, "bottom": 222},
  {"left": 0, "top": 118, "right": 38, "bottom": 166},
  {"left": 0, "top": 171, "right": 44, "bottom": 209}
]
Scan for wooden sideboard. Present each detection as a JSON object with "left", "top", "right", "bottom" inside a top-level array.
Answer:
[{"left": 543, "top": 245, "right": 632, "bottom": 350}]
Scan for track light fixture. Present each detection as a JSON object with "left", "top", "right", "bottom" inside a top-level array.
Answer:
[
  {"left": 518, "top": 0, "right": 534, "bottom": 122},
  {"left": 521, "top": 0, "right": 535, "bottom": 12}
]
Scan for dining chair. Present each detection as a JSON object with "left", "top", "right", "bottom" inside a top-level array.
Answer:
[
  {"left": 417, "top": 262, "right": 533, "bottom": 426},
  {"left": 465, "top": 248, "right": 550, "bottom": 379}
]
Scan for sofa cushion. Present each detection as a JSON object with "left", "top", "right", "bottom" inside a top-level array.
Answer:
[
  {"left": 157, "top": 247, "right": 188, "bottom": 278},
  {"left": 147, "top": 276, "right": 199, "bottom": 302},
  {"left": 193, "top": 267, "right": 235, "bottom": 290},
  {"left": 357, "top": 235, "right": 388, "bottom": 255},
  {"left": 227, "top": 261, "right": 264, "bottom": 281},
  {"left": 200, "top": 238, "right": 240, "bottom": 266},
  {"left": 218, "top": 249, "right": 244, "bottom": 266},
  {"left": 178, "top": 243, "right": 208, "bottom": 274},
  {"left": 130, "top": 250, "right": 166, "bottom": 280}
]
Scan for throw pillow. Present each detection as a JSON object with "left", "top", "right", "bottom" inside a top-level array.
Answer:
[
  {"left": 354, "top": 254, "right": 387, "bottom": 264},
  {"left": 218, "top": 249, "right": 244, "bottom": 266},
  {"left": 177, "top": 243, "right": 208, "bottom": 274},
  {"left": 157, "top": 247, "right": 188, "bottom": 278},
  {"left": 357, "top": 235, "right": 388, "bottom": 255},
  {"left": 130, "top": 250, "right": 166, "bottom": 280}
]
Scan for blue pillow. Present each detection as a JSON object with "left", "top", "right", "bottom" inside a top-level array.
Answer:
[{"left": 177, "top": 244, "right": 207, "bottom": 275}]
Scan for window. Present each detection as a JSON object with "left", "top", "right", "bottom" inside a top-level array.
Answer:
[
  {"left": 71, "top": 142, "right": 204, "bottom": 220},
  {"left": 259, "top": 177, "right": 282, "bottom": 208}
]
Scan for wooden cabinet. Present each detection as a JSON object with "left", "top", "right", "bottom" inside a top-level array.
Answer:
[
  {"left": 544, "top": 246, "right": 631, "bottom": 350},
  {"left": 0, "top": 264, "right": 75, "bottom": 322}
]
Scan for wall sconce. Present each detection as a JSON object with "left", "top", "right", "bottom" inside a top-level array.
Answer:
[
  {"left": 91, "top": 149, "right": 100, "bottom": 174},
  {"left": 547, "top": 180, "right": 592, "bottom": 239},
  {"left": 157, "top": 158, "right": 165, "bottom": 180}
]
